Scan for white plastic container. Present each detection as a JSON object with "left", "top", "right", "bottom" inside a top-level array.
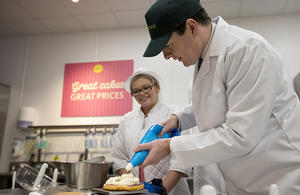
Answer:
[
  {"left": 17, "top": 107, "right": 36, "bottom": 130},
  {"left": 16, "top": 163, "right": 54, "bottom": 194}
]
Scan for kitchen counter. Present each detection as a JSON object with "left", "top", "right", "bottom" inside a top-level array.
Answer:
[
  {"left": 0, "top": 188, "right": 93, "bottom": 195},
  {"left": 0, "top": 188, "right": 30, "bottom": 195},
  {"left": 0, "top": 188, "right": 159, "bottom": 195},
  {"left": 0, "top": 171, "right": 65, "bottom": 189}
]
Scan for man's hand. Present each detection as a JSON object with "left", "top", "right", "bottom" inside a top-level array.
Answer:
[
  {"left": 134, "top": 138, "right": 171, "bottom": 169},
  {"left": 158, "top": 114, "right": 179, "bottom": 137}
]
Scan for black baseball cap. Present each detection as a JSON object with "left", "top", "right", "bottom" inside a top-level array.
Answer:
[{"left": 143, "top": 0, "right": 202, "bottom": 57}]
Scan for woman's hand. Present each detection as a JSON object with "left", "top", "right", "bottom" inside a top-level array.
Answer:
[
  {"left": 134, "top": 138, "right": 171, "bottom": 169},
  {"left": 158, "top": 114, "right": 179, "bottom": 137}
]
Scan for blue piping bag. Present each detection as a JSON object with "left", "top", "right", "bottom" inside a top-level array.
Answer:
[{"left": 125, "top": 124, "right": 180, "bottom": 171}]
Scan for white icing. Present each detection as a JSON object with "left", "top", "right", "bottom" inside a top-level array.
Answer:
[{"left": 105, "top": 173, "right": 140, "bottom": 186}]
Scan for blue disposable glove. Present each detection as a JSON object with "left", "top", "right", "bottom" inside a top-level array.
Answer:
[{"left": 142, "top": 178, "right": 167, "bottom": 195}]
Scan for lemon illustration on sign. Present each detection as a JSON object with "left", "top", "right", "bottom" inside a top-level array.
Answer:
[{"left": 94, "top": 65, "right": 103, "bottom": 73}]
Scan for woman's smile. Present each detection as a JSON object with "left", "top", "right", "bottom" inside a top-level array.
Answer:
[{"left": 140, "top": 95, "right": 149, "bottom": 102}]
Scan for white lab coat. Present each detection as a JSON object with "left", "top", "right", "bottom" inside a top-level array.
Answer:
[
  {"left": 187, "top": 126, "right": 227, "bottom": 195},
  {"left": 111, "top": 101, "right": 191, "bottom": 195},
  {"left": 187, "top": 80, "right": 227, "bottom": 195},
  {"left": 171, "top": 16, "right": 300, "bottom": 194}
]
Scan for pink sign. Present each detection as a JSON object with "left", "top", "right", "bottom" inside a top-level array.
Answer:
[{"left": 61, "top": 60, "right": 133, "bottom": 117}]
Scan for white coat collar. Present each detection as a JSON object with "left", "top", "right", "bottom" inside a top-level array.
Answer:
[
  {"left": 138, "top": 101, "right": 162, "bottom": 117},
  {"left": 193, "top": 16, "right": 230, "bottom": 83},
  {"left": 209, "top": 16, "right": 230, "bottom": 56}
]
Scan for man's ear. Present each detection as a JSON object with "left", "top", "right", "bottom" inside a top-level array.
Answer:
[{"left": 186, "top": 19, "right": 198, "bottom": 37}]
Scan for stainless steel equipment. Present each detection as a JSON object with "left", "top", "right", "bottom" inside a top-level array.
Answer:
[
  {"left": 83, "top": 156, "right": 106, "bottom": 163},
  {"left": 62, "top": 161, "right": 111, "bottom": 189}
]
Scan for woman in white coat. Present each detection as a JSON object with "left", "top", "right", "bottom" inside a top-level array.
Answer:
[
  {"left": 136, "top": 0, "right": 300, "bottom": 194},
  {"left": 111, "top": 67, "right": 191, "bottom": 195}
]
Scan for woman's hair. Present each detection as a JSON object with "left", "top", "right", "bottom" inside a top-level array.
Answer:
[
  {"left": 130, "top": 74, "right": 160, "bottom": 93},
  {"left": 174, "top": 7, "right": 211, "bottom": 36}
]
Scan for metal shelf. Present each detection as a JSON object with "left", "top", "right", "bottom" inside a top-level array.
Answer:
[{"left": 29, "top": 124, "right": 118, "bottom": 134}]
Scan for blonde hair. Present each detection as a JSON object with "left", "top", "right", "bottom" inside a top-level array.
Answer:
[{"left": 130, "top": 74, "right": 160, "bottom": 93}]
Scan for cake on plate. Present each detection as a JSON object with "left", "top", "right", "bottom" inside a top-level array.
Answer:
[{"left": 103, "top": 173, "right": 144, "bottom": 191}]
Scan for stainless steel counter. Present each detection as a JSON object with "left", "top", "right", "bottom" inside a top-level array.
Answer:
[
  {"left": 0, "top": 188, "right": 92, "bottom": 195},
  {"left": 0, "top": 188, "right": 158, "bottom": 195},
  {"left": 0, "top": 188, "right": 30, "bottom": 195}
]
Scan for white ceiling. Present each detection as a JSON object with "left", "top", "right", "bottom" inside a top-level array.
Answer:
[{"left": 0, "top": 0, "right": 300, "bottom": 38}]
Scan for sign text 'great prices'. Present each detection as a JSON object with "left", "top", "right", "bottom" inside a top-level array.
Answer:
[{"left": 61, "top": 60, "right": 133, "bottom": 117}]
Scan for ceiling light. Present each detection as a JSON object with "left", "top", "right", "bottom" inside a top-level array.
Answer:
[{"left": 72, "top": 0, "right": 79, "bottom": 2}]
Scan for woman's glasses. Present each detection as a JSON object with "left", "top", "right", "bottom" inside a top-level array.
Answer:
[{"left": 131, "top": 84, "right": 156, "bottom": 97}]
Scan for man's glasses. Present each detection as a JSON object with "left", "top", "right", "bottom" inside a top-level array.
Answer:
[{"left": 131, "top": 84, "right": 156, "bottom": 97}]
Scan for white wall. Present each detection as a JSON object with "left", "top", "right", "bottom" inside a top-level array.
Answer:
[
  {"left": 0, "top": 13, "right": 299, "bottom": 172},
  {"left": 227, "top": 14, "right": 300, "bottom": 81}
]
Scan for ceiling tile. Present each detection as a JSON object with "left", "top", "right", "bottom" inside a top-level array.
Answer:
[
  {"left": 0, "top": 0, "right": 33, "bottom": 21},
  {"left": 0, "top": 23, "right": 19, "bottom": 37},
  {"left": 0, "top": 0, "right": 298, "bottom": 38},
  {"left": 76, "top": 13, "right": 122, "bottom": 30},
  {"left": 283, "top": 0, "right": 300, "bottom": 14},
  {"left": 39, "top": 17, "right": 86, "bottom": 33},
  {"left": 105, "top": 0, "right": 152, "bottom": 11},
  {"left": 240, "top": 0, "right": 288, "bottom": 17},
  {"left": 203, "top": 1, "right": 241, "bottom": 19},
  {"left": 3, "top": 20, "right": 52, "bottom": 36},
  {"left": 13, "top": 0, "right": 71, "bottom": 18},
  {"left": 201, "top": 0, "right": 240, "bottom": 2},
  {"left": 59, "top": 0, "right": 111, "bottom": 15},
  {"left": 114, "top": 9, "right": 147, "bottom": 28}
]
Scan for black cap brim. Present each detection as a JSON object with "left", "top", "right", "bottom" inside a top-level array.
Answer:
[{"left": 143, "top": 31, "right": 173, "bottom": 57}]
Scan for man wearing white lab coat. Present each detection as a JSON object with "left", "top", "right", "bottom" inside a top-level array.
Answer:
[{"left": 135, "top": 0, "right": 300, "bottom": 194}]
